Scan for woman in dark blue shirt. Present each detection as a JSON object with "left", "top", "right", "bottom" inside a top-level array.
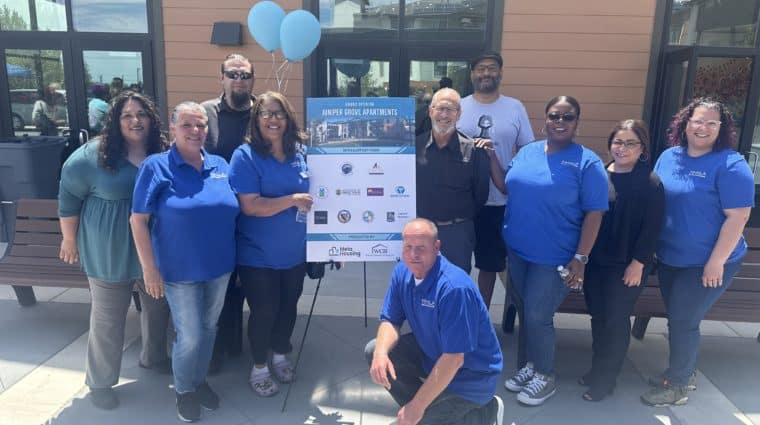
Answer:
[
  {"left": 229, "top": 91, "right": 312, "bottom": 398},
  {"left": 581, "top": 120, "right": 664, "bottom": 401},
  {"left": 131, "top": 101, "right": 239, "bottom": 422},
  {"left": 641, "top": 98, "right": 754, "bottom": 407},
  {"left": 503, "top": 96, "right": 609, "bottom": 406}
]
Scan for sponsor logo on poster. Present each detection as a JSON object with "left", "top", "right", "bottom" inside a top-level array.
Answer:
[
  {"left": 328, "top": 246, "right": 361, "bottom": 258},
  {"left": 337, "top": 210, "right": 352, "bottom": 223},
  {"left": 386, "top": 212, "right": 395, "bottom": 222},
  {"left": 369, "top": 163, "right": 384, "bottom": 175},
  {"left": 317, "top": 186, "right": 329, "bottom": 199},
  {"left": 367, "top": 187, "right": 384, "bottom": 196},
  {"left": 314, "top": 211, "right": 328, "bottom": 224},
  {"left": 336, "top": 188, "right": 361, "bottom": 196},
  {"left": 340, "top": 162, "right": 354, "bottom": 176},
  {"left": 390, "top": 185, "right": 410, "bottom": 198},
  {"left": 362, "top": 210, "right": 374, "bottom": 223},
  {"left": 368, "top": 243, "right": 390, "bottom": 256}
]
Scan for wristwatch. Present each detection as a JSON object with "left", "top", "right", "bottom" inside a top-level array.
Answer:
[{"left": 574, "top": 253, "right": 589, "bottom": 265}]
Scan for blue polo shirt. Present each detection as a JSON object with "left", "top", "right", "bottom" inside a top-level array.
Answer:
[
  {"left": 504, "top": 140, "right": 608, "bottom": 265},
  {"left": 132, "top": 145, "right": 239, "bottom": 282},
  {"left": 654, "top": 146, "right": 755, "bottom": 267},
  {"left": 229, "top": 144, "right": 309, "bottom": 269},
  {"left": 380, "top": 255, "right": 503, "bottom": 405}
]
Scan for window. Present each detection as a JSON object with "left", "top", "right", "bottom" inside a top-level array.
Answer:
[
  {"left": 669, "top": 0, "right": 760, "bottom": 47},
  {"left": 0, "top": 0, "right": 67, "bottom": 31}
]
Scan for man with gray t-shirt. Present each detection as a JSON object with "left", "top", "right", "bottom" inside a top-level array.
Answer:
[{"left": 457, "top": 52, "right": 534, "bottom": 308}]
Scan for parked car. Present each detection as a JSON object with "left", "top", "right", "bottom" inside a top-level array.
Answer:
[{"left": 10, "top": 88, "right": 68, "bottom": 131}]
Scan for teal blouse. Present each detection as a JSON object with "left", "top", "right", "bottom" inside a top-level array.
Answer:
[{"left": 58, "top": 140, "right": 142, "bottom": 282}]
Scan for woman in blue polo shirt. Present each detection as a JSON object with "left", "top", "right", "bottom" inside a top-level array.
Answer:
[
  {"left": 502, "top": 96, "right": 608, "bottom": 406},
  {"left": 131, "top": 101, "right": 239, "bottom": 422},
  {"left": 229, "top": 91, "right": 312, "bottom": 398},
  {"left": 641, "top": 98, "right": 754, "bottom": 407}
]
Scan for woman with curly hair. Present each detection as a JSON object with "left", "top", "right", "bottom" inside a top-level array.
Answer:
[
  {"left": 58, "top": 91, "right": 171, "bottom": 410},
  {"left": 228, "top": 91, "right": 312, "bottom": 397},
  {"left": 641, "top": 98, "right": 754, "bottom": 407}
]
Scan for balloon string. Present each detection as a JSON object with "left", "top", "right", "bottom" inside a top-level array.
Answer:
[
  {"left": 276, "top": 59, "right": 289, "bottom": 92},
  {"left": 265, "top": 52, "right": 276, "bottom": 90},
  {"left": 283, "top": 61, "right": 292, "bottom": 94}
]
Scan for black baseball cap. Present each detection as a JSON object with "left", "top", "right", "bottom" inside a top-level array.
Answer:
[{"left": 470, "top": 52, "right": 503, "bottom": 70}]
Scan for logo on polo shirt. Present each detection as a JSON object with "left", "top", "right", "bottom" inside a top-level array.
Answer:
[
  {"left": 337, "top": 210, "right": 352, "bottom": 223},
  {"left": 340, "top": 162, "right": 354, "bottom": 176},
  {"left": 689, "top": 170, "right": 707, "bottom": 178},
  {"left": 209, "top": 172, "right": 227, "bottom": 179},
  {"left": 362, "top": 210, "right": 374, "bottom": 223},
  {"left": 421, "top": 298, "right": 435, "bottom": 309},
  {"left": 314, "top": 211, "right": 328, "bottom": 224},
  {"left": 317, "top": 186, "right": 329, "bottom": 199},
  {"left": 369, "top": 163, "right": 384, "bottom": 175},
  {"left": 560, "top": 160, "right": 580, "bottom": 168},
  {"left": 367, "top": 187, "right": 384, "bottom": 196}
]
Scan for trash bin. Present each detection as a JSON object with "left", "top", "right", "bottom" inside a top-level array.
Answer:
[{"left": 0, "top": 135, "right": 68, "bottom": 200}]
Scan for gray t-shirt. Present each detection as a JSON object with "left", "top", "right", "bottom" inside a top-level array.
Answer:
[{"left": 458, "top": 94, "right": 535, "bottom": 205}]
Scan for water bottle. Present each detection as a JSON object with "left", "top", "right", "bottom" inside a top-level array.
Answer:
[{"left": 295, "top": 208, "right": 308, "bottom": 223}]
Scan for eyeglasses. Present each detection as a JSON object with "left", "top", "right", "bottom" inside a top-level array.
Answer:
[
  {"left": 473, "top": 64, "right": 499, "bottom": 74},
  {"left": 223, "top": 70, "right": 253, "bottom": 80},
  {"left": 611, "top": 139, "right": 642, "bottom": 149},
  {"left": 431, "top": 105, "right": 459, "bottom": 114},
  {"left": 688, "top": 118, "right": 721, "bottom": 129},
  {"left": 546, "top": 112, "right": 577, "bottom": 123},
  {"left": 259, "top": 110, "right": 287, "bottom": 120}
]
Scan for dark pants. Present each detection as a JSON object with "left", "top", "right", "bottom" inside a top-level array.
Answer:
[
  {"left": 658, "top": 261, "right": 740, "bottom": 386},
  {"left": 582, "top": 264, "right": 646, "bottom": 391},
  {"left": 239, "top": 263, "right": 306, "bottom": 364},
  {"left": 438, "top": 220, "right": 475, "bottom": 274},
  {"left": 212, "top": 271, "right": 244, "bottom": 360},
  {"left": 364, "top": 334, "right": 495, "bottom": 425}
]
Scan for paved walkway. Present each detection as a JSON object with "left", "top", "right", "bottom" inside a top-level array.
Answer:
[{"left": 0, "top": 262, "right": 758, "bottom": 425}]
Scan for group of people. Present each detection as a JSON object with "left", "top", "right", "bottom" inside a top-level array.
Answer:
[
  {"left": 58, "top": 54, "right": 313, "bottom": 423},
  {"left": 56, "top": 49, "right": 754, "bottom": 425}
]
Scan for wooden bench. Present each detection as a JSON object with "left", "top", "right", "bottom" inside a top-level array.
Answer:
[
  {"left": 0, "top": 198, "right": 140, "bottom": 309},
  {"left": 503, "top": 228, "right": 760, "bottom": 342}
]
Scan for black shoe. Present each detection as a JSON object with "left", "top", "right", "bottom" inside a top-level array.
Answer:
[
  {"left": 176, "top": 391, "right": 201, "bottom": 422},
  {"left": 89, "top": 387, "right": 119, "bottom": 410},
  {"left": 139, "top": 358, "right": 172, "bottom": 375},
  {"left": 196, "top": 382, "right": 220, "bottom": 411}
]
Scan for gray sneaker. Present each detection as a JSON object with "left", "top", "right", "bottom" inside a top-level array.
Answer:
[
  {"left": 504, "top": 363, "right": 535, "bottom": 392},
  {"left": 641, "top": 383, "right": 688, "bottom": 407},
  {"left": 517, "top": 373, "right": 557, "bottom": 406},
  {"left": 647, "top": 371, "right": 697, "bottom": 391}
]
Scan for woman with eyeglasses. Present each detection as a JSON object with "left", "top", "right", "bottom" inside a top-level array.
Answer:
[
  {"left": 228, "top": 91, "right": 312, "bottom": 398},
  {"left": 131, "top": 101, "right": 239, "bottom": 422},
  {"left": 640, "top": 98, "right": 754, "bottom": 407},
  {"left": 502, "top": 96, "right": 608, "bottom": 406},
  {"left": 579, "top": 120, "right": 664, "bottom": 401},
  {"left": 58, "top": 91, "right": 171, "bottom": 410}
]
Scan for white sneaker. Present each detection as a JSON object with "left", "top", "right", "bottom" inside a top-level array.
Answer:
[{"left": 516, "top": 373, "right": 556, "bottom": 406}]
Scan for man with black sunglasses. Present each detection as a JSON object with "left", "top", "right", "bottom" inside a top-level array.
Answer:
[
  {"left": 457, "top": 52, "right": 534, "bottom": 311},
  {"left": 201, "top": 53, "right": 257, "bottom": 374}
]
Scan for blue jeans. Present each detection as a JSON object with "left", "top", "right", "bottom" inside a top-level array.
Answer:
[
  {"left": 658, "top": 261, "right": 741, "bottom": 386},
  {"left": 164, "top": 272, "right": 231, "bottom": 394},
  {"left": 508, "top": 250, "right": 570, "bottom": 375}
]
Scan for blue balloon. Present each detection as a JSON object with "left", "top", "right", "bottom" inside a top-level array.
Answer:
[
  {"left": 280, "top": 10, "right": 321, "bottom": 61},
  {"left": 248, "top": 1, "right": 285, "bottom": 53}
]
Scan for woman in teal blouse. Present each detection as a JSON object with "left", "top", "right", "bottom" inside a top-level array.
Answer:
[{"left": 58, "top": 91, "right": 171, "bottom": 410}]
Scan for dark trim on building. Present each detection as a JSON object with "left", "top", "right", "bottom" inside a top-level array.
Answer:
[
  {"left": 151, "top": 0, "right": 169, "bottom": 128},
  {"left": 641, "top": 0, "right": 668, "bottom": 127}
]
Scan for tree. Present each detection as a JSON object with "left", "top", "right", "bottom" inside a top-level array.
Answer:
[{"left": 0, "top": 4, "right": 29, "bottom": 31}]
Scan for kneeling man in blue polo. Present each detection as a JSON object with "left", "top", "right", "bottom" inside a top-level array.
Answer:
[{"left": 365, "top": 218, "right": 503, "bottom": 425}]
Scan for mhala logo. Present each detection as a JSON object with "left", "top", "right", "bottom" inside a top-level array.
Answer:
[{"left": 367, "top": 187, "right": 384, "bottom": 196}]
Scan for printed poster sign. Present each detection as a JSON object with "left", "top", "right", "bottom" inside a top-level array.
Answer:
[{"left": 305, "top": 97, "right": 416, "bottom": 262}]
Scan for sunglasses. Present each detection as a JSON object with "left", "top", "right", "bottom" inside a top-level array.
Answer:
[
  {"left": 223, "top": 70, "right": 253, "bottom": 80},
  {"left": 546, "top": 112, "right": 577, "bottom": 123}
]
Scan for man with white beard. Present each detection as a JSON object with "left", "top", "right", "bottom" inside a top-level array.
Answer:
[
  {"left": 201, "top": 53, "right": 256, "bottom": 374},
  {"left": 415, "top": 88, "right": 490, "bottom": 274}
]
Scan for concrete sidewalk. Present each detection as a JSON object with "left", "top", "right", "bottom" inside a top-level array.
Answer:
[{"left": 0, "top": 262, "right": 758, "bottom": 425}]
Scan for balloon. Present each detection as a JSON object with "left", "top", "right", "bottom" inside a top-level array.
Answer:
[
  {"left": 247, "top": 1, "right": 285, "bottom": 52},
  {"left": 280, "top": 10, "right": 321, "bottom": 61}
]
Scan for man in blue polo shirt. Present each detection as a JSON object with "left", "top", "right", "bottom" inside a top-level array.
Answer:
[{"left": 365, "top": 218, "right": 503, "bottom": 425}]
